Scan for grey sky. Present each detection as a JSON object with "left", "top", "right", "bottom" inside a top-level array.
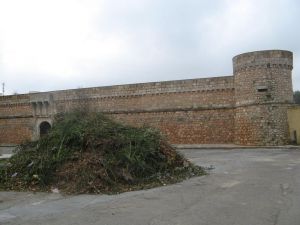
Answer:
[{"left": 0, "top": 0, "right": 299, "bottom": 95}]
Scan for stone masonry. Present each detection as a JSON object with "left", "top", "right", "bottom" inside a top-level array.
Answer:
[{"left": 0, "top": 50, "right": 294, "bottom": 146}]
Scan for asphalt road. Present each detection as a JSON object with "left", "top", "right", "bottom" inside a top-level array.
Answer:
[{"left": 1, "top": 148, "right": 300, "bottom": 225}]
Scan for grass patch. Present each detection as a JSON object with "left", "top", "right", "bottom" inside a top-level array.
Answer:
[{"left": 0, "top": 111, "right": 205, "bottom": 194}]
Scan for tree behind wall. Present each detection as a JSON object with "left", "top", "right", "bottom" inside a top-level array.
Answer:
[{"left": 294, "top": 91, "right": 300, "bottom": 104}]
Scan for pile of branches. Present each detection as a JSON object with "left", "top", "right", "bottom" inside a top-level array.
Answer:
[{"left": 0, "top": 111, "right": 204, "bottom": 194}]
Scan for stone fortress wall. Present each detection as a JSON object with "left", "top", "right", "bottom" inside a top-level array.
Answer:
[
  {"left": 0, "top": 50, "right": 294, "bottom": 146},
  {"left": 233, "top": 50, "right": 293, "bottom": 145}
]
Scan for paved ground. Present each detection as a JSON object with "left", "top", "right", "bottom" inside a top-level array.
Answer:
[{"left": 1, "top": 148, "right": 300, "bottom": 225}]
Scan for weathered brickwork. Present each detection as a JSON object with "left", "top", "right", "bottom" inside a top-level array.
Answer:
[
  {"left": 0, "top": 118, "right": 33, "bottom": 144},
  {"left": 111, "top": 109, "right": 234, "bottom": 144},
  {"left": 235, "top": 105, "right": 290, "bottom": 145},
  {"left": 233, "top": 50, "right": 293, "bottom": 145},
  {"left": 0, "top": 50, "right": 294, "bottom": 146},
  {"left": 54, "top": 88, "right": 234, "bottom": 113}
]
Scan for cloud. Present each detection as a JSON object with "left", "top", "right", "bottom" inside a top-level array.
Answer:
[{"left": 0, "top": 0, "right": 299, "bottom": 94}]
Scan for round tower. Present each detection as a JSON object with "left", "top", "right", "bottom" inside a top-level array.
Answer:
[{"left": 233, "top": 50, "right": 293, "bottom": 145}]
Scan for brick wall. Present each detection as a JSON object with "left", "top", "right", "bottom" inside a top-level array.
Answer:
[
  {"left": 0, "top": 50, "right": 294, "bottom": 146},
  {"left": 111, "top": 109, "right": 234, "bottom": 144},
  {"left": 0, "top": 77, "right": 235, "bottom": 145},
  {"left": 0, "top": 117, "right": 33, "bottom": 144},
  {"left": 233, "top": 50, "right": 293, "bottom": 145},
  {"left": 52, "top": 77, "right": 235, "bottom": 144},
  {"left": 234, "top": 105, "right": 290, "bottom": 145},
  {"left": 0, "top": 94, "right": 34, "bottom": 144},
  {"left": 54, "top": 88, "right": 234, "bottom": 113}
]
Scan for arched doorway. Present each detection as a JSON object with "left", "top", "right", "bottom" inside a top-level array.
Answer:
[{"left": 39, "top": 121, "right": 51, "bottom": 137}]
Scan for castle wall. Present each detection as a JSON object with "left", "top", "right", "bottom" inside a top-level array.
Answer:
[
  {"left": 52, "top": 76, "right": 235, "bottom": 144},
  {"left": 111, "top": 109, "right": 234, "bottom": 144},
  {"left": 0, "top": 50, "right": 294, "bottom": 146},
  {"left": 0, "top": 94, "right": 34, "bottom": 144},
  {"left": 0, "top": 76, "right": 235, "bottom": 145},
  {"left": 50, "top": 76, "right": 234, "bottom": 112},
  {"left": 0, "top": 117, "right": 34, "bottom": 144},
  {"left": 233, "top": 50, "right": 293, "bottom": 145}
]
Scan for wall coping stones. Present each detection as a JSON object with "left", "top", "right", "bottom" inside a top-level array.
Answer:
[
  {"left": 0, "top": 76, "right": 234, "bottom": 104},
  {"left": 233, "top": 50, "right": 293, "bottom": 73}
]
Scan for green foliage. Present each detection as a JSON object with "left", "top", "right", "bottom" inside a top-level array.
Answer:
[
  {"left": 0, "top": 111, "right": 204, "bottom": 194},
  {"left": 294, "top": 91, "right": 300, "bottom": 104}
]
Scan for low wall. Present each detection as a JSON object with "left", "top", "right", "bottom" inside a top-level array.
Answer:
[{"left": 287, "top": 105, "right": 300, "bottom": 144}]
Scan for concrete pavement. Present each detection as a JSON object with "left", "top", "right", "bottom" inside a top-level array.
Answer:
[{"left": 1, "top": 148, "right": 300, "bottom": 225}]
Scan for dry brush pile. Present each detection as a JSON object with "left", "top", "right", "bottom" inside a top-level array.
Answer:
[{"left": 0, "top": 111, "right": 205, "bottom": 194}]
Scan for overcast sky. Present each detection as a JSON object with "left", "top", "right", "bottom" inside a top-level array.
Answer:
[{"left": 0, "top": 0, "right": 299, "bottom": 95}]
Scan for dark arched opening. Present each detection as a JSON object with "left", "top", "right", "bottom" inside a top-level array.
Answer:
[{"left": 39, "top": 121, "right": 51, "bottom": 137}]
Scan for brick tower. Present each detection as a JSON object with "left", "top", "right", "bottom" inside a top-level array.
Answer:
[{"left": 233, "top": 50, "right": 293, "bottom": 145}]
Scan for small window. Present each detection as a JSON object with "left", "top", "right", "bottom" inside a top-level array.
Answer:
[{"left": 256, "top": 86, "right": 268, "bottom": 92}]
